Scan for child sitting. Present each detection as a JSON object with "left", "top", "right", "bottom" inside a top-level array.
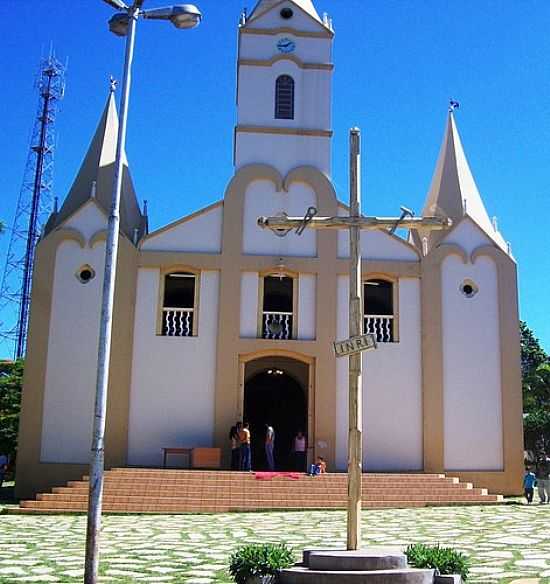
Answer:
[
  {"left": 524, "top": 466, "right": 537, "bottom": 504},
  {"left": 308, "top": 456, "right": 327, "bottom": 476}
]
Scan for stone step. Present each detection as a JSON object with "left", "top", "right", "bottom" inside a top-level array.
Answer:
[
  {"left": 306, "top": 549, "right": 408, "bottom": 571},
  {"left": 279, "top": 566, "right": 435, "bottom": 584},
  {"left": 38, "top": 492, "right": 496, "bottom": 504}
]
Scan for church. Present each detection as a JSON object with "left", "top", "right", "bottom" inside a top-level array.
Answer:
[{"left": 16, "top": 0, "right": 524, "bottom": 498}]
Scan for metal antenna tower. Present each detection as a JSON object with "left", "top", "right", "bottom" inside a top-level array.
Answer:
[{"left": 0, "top": 52, "right": 66, "bottom": 359}]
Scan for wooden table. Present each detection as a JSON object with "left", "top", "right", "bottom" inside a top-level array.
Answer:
[{"left": 162, "top": 447, "right": 193, "bottom": 468}]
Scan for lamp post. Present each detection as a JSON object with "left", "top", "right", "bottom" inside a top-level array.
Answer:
[{"left": 85, "top": 3, "right": 201, "bottom": 583}]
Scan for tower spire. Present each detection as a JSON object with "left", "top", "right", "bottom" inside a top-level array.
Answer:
[
  {"left": 419, "top": 108, "right": 507, "bottom": 252},
  {"left": 248, "top": 0, "right": 324, "bottom": 25},
  {"left": 48, "top": 83, "right": 145, "bottom": 241}
]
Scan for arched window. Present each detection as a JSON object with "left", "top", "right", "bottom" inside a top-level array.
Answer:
[
  {"left": 161, "top": 271, "right": 197, "bottom": 336},
  {"left": 275, "top": 75, "right": 295, "bottom": 120},
  {"left": 363, "top": 279, "right": 396, "bottom": 342},
  {"left": 261, "top": 274, "right": 295, "bottom": 339}
]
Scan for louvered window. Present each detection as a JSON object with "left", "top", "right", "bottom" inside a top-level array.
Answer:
[{"left": 275, "top": 75, "right": 295, "bottom": 120}]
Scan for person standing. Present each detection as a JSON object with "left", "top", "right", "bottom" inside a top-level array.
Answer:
[
  {"left": 229, "top": 425, "right": 241, "bottom": 471},
  {"left": 535, "top": 452, "right": 550, "bottom": 504},
  {"left": 523, "top": 466, "right": 536, "bottom": 504},
  {"left": 0, "top": 453, "right": 9, "bottom": 489},
  {"left": 265, "top": 424, "right": 275, "bottom": 471},
  {"left": 239, "top": 422, "right": 252, "bottom": 471},
  {"left": 293, "top": 431, "right": 307, "bottom": 471}
]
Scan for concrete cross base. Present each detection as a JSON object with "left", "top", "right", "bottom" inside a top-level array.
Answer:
[{"left": 278, "top": 549, "right": 435, "bottom": 584}]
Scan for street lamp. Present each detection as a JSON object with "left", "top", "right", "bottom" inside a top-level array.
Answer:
[{"left": 85, "top": 2, "right": 201, "bottom": 583}]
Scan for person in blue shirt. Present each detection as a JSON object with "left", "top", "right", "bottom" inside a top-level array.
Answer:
[{"left": 524, "top": 467, "right": 537, "bottom": 504}]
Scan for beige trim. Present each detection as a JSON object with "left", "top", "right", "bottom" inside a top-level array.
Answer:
[
  {"left": 139, "top": 251, "right": 221, "bottom": 269},
  {"left": 421, "top": 244, "right": 467, "bottom": 474},
  {"left": 142, "top": 200, "right": 223, "bottom": 243},
  {"left": 470, "top": 244, "right": 524, "bottom": 495},
  {"left": 239, "top": 55, "right": 333, "bottom": 71},
  {"left": 257, "top": 268, "right": 299, "bottom": 339},
  {"left": 337, "top": 259, "right": 420, "bottom": 278},
  {"left": 89, "top": 229, "right": 108, "bottom": 248},
  {"left": 16, "top": 231, "right": 138, "bottom": 499},
  {"left": 156, "top": 266, "right": 201, "bottom": 337},
  {"left": 236, "top": 125, "right": 332, "bottom": 138},
  {"left": 238, "top": 349, "right": 315, "bottom": 463},
  {"left": 241, "top": 26, "right": 333, "bottom": 39},
  {"left": 363, "top": 273, "right": 400, "bottom": 343},
  {"left": 51, "top": 228, "right": 86, "bottom": 248},
  {"left": 213, "top": 163, "right": 338, "bottom": 469}
]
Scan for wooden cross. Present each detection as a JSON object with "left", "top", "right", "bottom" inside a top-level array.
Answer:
[{"left": 258, "top": 128, "right": 451, "bottom": 551}]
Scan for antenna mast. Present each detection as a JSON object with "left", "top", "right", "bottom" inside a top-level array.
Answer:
[{"left": 0, "top": 52, "right": 66, "bottom": 359}]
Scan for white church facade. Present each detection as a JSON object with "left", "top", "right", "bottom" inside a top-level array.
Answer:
[{"left": 17, "top": 0, "right": 523, "bottom": 498}]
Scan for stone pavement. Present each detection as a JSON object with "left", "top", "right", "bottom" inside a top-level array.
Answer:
[{"left": 0, "top": 504, "right": 549, "bottom": 583}]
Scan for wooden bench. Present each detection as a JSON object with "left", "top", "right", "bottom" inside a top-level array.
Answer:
[{"left": 161, "top": 447, "right": 221, "bottom": 469}]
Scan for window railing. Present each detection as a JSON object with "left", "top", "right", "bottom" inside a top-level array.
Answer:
[
  {"left": 162, "top": 307, "right": 194, "bottom": 337},
  {"left": 262, "top": 311, "right": 293, "bottom": 340},
  {"left": 364, "top": 314, "right": 395, "bottom": 343}
]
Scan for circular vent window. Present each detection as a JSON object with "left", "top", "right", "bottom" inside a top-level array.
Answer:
[
  {"left": 280, "top": 7, "right": 294, "bottom": 19},
  {"left": 77, "top": 265, "right": 95, "bottom": 284},
  {"left": 460, "top": 279, "right": 479, "bottom": 298}
]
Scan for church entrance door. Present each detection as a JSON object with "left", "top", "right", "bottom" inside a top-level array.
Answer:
[{"left": 243, "top": 356, "right": 309, "bottom": 472}]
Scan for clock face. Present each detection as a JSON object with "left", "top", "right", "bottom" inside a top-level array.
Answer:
[{"left": 277, "top": 38, "right": 296, "bottom": 54}]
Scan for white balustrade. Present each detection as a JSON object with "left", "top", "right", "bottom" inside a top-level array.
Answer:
[
  {"left": 364, "top": 314, "right": 394, "bottom": 343},
  {"left": 262, "top": 311, "right": 293, "bottom": 340},
  {"left": 162, "top": 307, "right": 194, "bottom": 337}
]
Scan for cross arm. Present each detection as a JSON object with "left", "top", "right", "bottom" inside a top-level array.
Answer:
[{"left": 257, "top": 215, "right": 452, "bottom": 232}]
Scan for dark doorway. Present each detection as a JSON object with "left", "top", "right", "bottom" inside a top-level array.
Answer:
[{"left": 244, "top": 366, "right": 307, "bottom": 471}]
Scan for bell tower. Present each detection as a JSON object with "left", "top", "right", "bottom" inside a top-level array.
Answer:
[{"left": 235, "top": 0, "right": 334, "bottom": 177}]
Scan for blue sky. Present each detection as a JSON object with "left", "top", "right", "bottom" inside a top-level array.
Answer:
[{"left": 0, "top": 0, "right": 549, "bottom": 354}]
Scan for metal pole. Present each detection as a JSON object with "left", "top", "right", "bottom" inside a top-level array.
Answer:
[
  {"left": 84, "top": 8, "right": 138, "bottom": 583},
  {"left": 347, "top": 127, "right": 363, "bottom": 551}
]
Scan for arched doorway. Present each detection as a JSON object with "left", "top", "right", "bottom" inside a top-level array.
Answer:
[{"left": 243, "top": 356, "right": 309, "bottom": 471}]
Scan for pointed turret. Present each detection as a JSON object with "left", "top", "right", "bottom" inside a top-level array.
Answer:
[
  {"left": 417, "top": 111, "right": 506, "bottom": 252},
  {"left": 47, "top": 90, "right": 146, "bottom": 241},
  {"left": 248, "top": 0, "right": 324, "bottom": 25}
]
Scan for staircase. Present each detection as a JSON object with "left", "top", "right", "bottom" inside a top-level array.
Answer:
[{"left": 11, "top": 469, "right": 502, "bottom": 514}]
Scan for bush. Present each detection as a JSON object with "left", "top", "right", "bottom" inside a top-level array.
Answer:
[
  {"left": 229, "top": 543, "right": 294, "bottom": 584},
  {"left": 405, "top": 543, "right": 470, "bottom": 580}
]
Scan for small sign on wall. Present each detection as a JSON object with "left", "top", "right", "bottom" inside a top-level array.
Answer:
[{"left": 333, "top": 334, "right": 377, "bottom": 358}]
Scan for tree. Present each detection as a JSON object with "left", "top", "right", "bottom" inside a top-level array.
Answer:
[
  {"left": 521, "top": 322, "right": 550, "bottom": 455},
  {"left": 0, "top": 359, "right": 24, "bottom": 460}
]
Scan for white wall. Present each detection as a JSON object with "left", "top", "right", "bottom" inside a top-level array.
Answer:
[
  {"left": 248, "top": 4, "right": 326, "bottom": 33},
  {"left": 243, "top": 179, "right": 317, "bottom": 256},
  {"left": 142, "top": 205, "right": 222, "bottom": 253},
  {"left": 235, "top": 133, "right": 331, "bottom": 176},
  {"left": 238, "top": 62, "right": 332, "bottom": 130},
  {"left": 41, "top": 238, "right": 106, "bottom": 463},
  {"left": 442, "top": 253, "right": 503, "bottom": 470},
  {"left": 240, "top": 34, "right": 332, "bottom": 63},
  {"left": 64, "top": 200, "right": 108, "bottom": 241},
  {"left": 128, "top": 269, "right": 220, "bottom": 466},
  {"left": 298, "top": 273, "right": 316, "bottom": 340},
  {"left": 337, "top": 210, "right": 419, "bottom": 260},
  {"left": 335, "top": 277, "right": 423, "bottom": 471},
  {"left": 240, "top": 272, "right": 259, "bottom": 337},
  {"left": 443, "top": 218, "right": 493, "bottom": 256}
]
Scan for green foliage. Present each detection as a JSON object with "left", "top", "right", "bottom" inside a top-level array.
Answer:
[
  {"left": 229, "top": 543, "right": 294, "bottom": 584},
  {"left": 521, "top": 322, "right": 550, "bottom": 455},
  {"left": 406, "top": 543, "right": 470, "bottom": 580},
  {"left": 0, "top": 359, "right": 24, "bottom": 459}
]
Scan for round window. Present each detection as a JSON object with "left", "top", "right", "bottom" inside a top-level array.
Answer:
[
  {"left": 77, "top": 265, "right": 95, "bottom": 284},
  {"left": 460, "top": 279, "right": 478, "bottom": 298},
  {"left": 280, "top": 7, "right": 294, "bottom": 19}
]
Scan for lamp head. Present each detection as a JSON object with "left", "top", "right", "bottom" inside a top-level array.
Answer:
[
  {"left": 141, "top": 4, "right": 202, "bottom": 29},
  {"left": 108, "top": 12, "right": 130, "bottom": 36}
]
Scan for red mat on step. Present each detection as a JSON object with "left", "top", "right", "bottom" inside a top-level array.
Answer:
[{"left": 254, "top": 472, "right": 302, "bottom": 480}]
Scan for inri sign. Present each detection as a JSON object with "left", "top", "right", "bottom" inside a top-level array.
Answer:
[{"left": 333, "top": 333, "right": 377, "bottom": 358}]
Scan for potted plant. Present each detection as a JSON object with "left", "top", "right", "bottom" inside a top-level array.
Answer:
[
  {"left": 405, "top": 543, "right": 470, "bottom": 583},
  {"left": 229, "top": 543, "right": 294, "bottom": 584}
]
